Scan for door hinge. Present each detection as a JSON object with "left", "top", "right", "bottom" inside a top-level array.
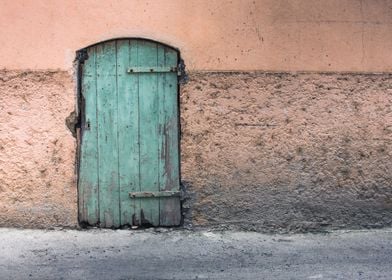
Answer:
[
  {"left": 129, "top": 191, "right": 180, "bottom": 198},
  {"left": 75, "top": 49, "right": 89, "bottom": 64},
  {"left": 127, "top": 66, "right": 178, "bottom": 73}
]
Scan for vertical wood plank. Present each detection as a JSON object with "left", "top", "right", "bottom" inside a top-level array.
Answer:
[
  {"left": 158, "top": 46, "right": 181, "bottom": 226},
  {"left": 117, "top": 39, "right": 141, "bottom": 226},
  {"left": 79, "top": 47, "right": 99, "bottom": 225},
  {"left": 138, "top": 41, "right": 160, "bottom": 226},
  {"left": 96, "top": 41, "right": 120, "bottom": 228}
]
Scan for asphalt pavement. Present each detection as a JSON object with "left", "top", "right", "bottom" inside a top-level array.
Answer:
[{"left": 0, "top": 227, "right": 391, "bottom": 280}]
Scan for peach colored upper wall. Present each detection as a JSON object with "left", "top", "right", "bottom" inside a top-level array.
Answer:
[{"left": 0, "top": 0, "right": 391, "bottom": 72}]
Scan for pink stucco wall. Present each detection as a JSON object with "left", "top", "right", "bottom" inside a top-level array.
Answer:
[
  {"left": 0, "top": 0, "right": 391, "bottom": 72},
  {"left": 0, "top": 70, "right": 77, "bottom": 228}
]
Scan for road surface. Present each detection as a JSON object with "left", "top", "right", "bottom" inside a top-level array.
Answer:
[{"left": 0, "top": 227, "right": 391, "bottom": 279}]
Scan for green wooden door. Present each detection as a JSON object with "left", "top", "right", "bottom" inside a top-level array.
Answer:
[{"left": 78, "top": 39, "right": 181, "bottom": 228}]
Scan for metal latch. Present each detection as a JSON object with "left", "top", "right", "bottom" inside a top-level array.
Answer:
[{"left": 129, "top": 191, "right": 180, "bottom": 198}]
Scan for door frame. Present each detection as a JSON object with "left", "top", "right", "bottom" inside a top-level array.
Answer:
[{"left": 74, "top": 37, "right": 185, "bottom": 227}]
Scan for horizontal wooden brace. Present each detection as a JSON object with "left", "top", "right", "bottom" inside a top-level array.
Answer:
[
  {"left": 129, "top": 191, "right": 180, "bottom": 198},
  {"left": 127, "top": 66, "right": 178, "bottom": 73}
]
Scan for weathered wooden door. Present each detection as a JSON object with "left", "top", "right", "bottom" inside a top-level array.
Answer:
[{"left": 78, "top": 39, "right": 181, "bottom": 228}]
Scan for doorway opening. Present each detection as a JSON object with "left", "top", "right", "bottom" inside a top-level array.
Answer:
[{"left": 76, "top": 38, "right": 183, "bottom": 228}]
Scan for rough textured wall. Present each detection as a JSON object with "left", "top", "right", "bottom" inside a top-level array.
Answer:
[
  {"left": 0, "top": 70, "right": 77, "bottom": 228},
  {"left": 181, "top": 72, "right": 392, "bottom": 232},
  {"left": 1, "top": 0, "right": 392, "bottom": 72},
  {"left": 1, "top": 70, "right": 391, "bottom": 232}
]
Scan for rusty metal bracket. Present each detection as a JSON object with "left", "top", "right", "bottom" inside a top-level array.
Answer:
[
  {"left": 129, "top": 191, "right": 180, "bottom": 198},
  {"left": 75, "top": 48, "right": 89, "bottom": 137},
  {"left": 75, "top": 49, "right": 89, "bottom": 64},
  {"left": 125, "top": 59, "right": 187, "bottom": 84}
]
